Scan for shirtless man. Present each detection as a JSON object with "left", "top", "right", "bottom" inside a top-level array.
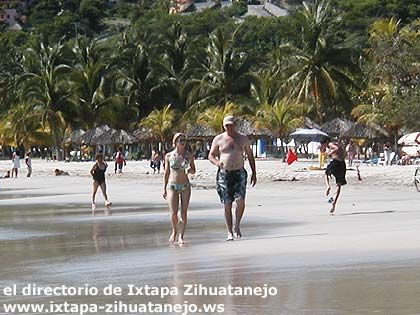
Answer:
[
  {"left": 209, "top": 115, "right": 257, "bottom": 241},
  {"left": 320, "top": 138, "right": 347, "bottom": 215}
]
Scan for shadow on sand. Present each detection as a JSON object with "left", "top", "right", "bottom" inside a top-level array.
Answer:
[{"left": 340, "top": 210, "right": 395, "bottom": 216}]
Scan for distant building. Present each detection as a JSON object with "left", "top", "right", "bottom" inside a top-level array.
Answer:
[
  {"left": 0, "top": 0, "right": 29, "bottom": 9},
  {"left": 0, "top": 8, "right": 19, "bottom": 23},
  {"left": 169, "top": 0, "right": 194, "bottom": 14},
  {"left": 0, "top": 0, "right": 27, "bottom": 29}
]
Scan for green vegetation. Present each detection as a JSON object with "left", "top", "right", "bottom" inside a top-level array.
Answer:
[{"left": 0, "top": 0, "right": 419, "bottom": 155}]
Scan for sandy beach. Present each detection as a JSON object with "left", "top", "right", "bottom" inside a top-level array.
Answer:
[{"left": 1, "top": 159, "right": 420, "bottom": 314}]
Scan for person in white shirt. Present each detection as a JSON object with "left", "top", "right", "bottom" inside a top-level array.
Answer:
[
  {"left": 11, "top": 151, "right": 20, "bottom": 178},
  {"left": 25, "top": 152, "right": 32, "bottom": 177}
]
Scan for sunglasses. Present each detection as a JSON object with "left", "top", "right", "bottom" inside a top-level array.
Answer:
[{"left": 177, "top": 139, "right": 186, "bottom": 144}]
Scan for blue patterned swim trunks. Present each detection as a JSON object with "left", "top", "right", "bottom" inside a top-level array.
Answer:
[{"left": 216, "top": 168, "right": 247, "bottom": 204}]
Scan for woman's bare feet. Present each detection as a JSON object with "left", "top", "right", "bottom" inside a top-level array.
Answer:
[
  {"left": 169, "top": 231, "right": 177, "bottom": 243},
  {"left": 329, "top": 204, "right": 336, "bottom": 215},
  {"left": 178, "top": 235, "right": 185, "bottom": 244},
  {"left": 234, "top": 225, "right": 242, "bottom": 238},
  {"left": 177, "top": 220, "right": 185, "bottom": 234}
]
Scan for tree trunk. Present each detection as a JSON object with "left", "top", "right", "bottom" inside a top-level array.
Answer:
[
  {"left": 280, "top": 136, "right": 286, "bottom": 162},
  {"left": 313, "top": 79, "right": 323, "bottom": 123}
]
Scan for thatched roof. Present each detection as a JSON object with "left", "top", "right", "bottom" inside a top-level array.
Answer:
[
  {"left": 185, "top": 119, "right": 272, "bottom": 138},
  {"left": 343, "top": 123, "right": 389, "bottom": 139},
  {"left": 133, "top": 127, "right": 155, "bottom": 141},
  {"left": 302, "top": 117, "right": 321, "bottom": 130},
  {"left": 185, "top": 124, "right": 216, "bottom": 138},
  {"left": 95, "top": 129, "right": 137, "bottom": 145},
  {"left": 236, "top": 119, "right": 272, "bottom": 137},
  {"left": 63, "top": 129, "right": 85, "bottom": 145},
  {"left": 321, "top": 118, "right": 355, "bottom": 137},
  {"left": 80, "top": 125, "right": 111, "bottom": 145}
]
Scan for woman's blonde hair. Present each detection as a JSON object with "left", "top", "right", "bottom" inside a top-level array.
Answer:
[{"left": 172, "top": 132, "right": 186, "bottom": 147}]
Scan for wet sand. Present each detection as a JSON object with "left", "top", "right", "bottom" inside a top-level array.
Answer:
[{"left": 1, "top": 160, "right": 420, "bottom": 314}]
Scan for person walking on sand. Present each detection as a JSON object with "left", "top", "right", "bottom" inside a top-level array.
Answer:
[
  {"left": 208, "top": 115, "right": 257, "bottom": 241},
  {"left": 150, "top": 148, "right": 157, "bottom": 172},
  {"left": 163, "top": 133, "right": 196, "bottom": 244},
  {"left": 321, "top": 137, "right": 347, "bottom": 215},
  {"left": 114, "top": 147, "right": 126, "bottom": 174},
  {"left": 25, "top": 152, "right": 32, "bottom": 177},
  {"left": 90, "top": 153, "right": 112, "bottom": 216},
  {"left": 11, "top": 151, "right": 20, "bottom": 178},
  {"left": 346, "top": 140, "right": 355, "bottom": 167},
  {"left": 151, "top": 149, "right": 162, "bottom": 174}
]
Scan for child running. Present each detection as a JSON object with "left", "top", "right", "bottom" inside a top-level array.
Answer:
[{"left": 90, "top": 153, "right": 112, "bottom": 216}]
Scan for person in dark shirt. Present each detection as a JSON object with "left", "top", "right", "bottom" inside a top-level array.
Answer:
[{"left": 90, "top": 153, "right": 112, "bottom": 215}]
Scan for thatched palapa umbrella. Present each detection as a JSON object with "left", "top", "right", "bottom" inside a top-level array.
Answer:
[
  {"left": 236, "top": 118, "right": 272, "bottom": 137},
  {"left": 321, "top": 118, "right": 355, "bottom": 138},
  {"left": 63, "top": 128, "right": 86, "bottom": 145},
  {"left": 185, "top": 124, "right": 216, "bottom": 139},
  {"left": 80, "top": 125, "right": 112, "bottom": 145},
  {"left": 343, "top": 123, "right": 389, "bottom": 139},
  {"left": 96, "top": 129, "right": 137, "bottom": 145},
  {"left": 302, "top": 117, "right": 321, "bottom": 130}
]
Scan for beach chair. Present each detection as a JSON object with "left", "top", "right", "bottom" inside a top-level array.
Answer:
[
  {"left": 414, "top": 167, "right": 420, "bottom": 192},
  {"left": 364, "top": 157, "right": 380, "bottom": 166},
  {"left": 389, "top": 152, "right": 396, "bottom": 165}
]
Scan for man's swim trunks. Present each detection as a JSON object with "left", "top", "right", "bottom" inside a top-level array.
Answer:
[
  {"left": 325, "top": 159, "right": 347, "bottom": 185},
  {"left": 216, "top": 168, "right": 247, "bottom": 204}
]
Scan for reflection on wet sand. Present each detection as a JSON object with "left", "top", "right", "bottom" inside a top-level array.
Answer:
[
  {"left": 1, "top": 194, "right": 420, "bottom": 314},
  {"left": 91, "top": 220, "right": 127, "bottom": 253}
]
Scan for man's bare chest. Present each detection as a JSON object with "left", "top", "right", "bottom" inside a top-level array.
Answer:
[{"left": 219, "top": 137, "right": 243, "bottom": 153}]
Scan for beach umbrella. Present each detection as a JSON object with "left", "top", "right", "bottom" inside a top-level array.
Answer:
[
  {"left": 289, "top": 128, "right": 330, "bottom": 143},
  {"left": 321, "top": 118, "right": 354, "bottom": 137},
  {"left": 80, "top": 125, "right": 112, "bottom": 145},
  {"left": 63, "top": 128, "right": 86, "bottom": 145},
  {"left": 133, "top": 127, "right": 155, "bottom": 142},
  {"left": 344, "top": 123, "right": 389, "bottom": 139},
  {"left": 302, "top": 117, "right": 321, "bottom": 130},
  {"left": 96, "top": 129, "right": 137, "bottom": 145},
  {"left": 236, "top": 118, "right": 272, "bottom": 137},
  {"left": 185, "top": 124, "right": 216, "bottom": 139},
  {"left": 397, "top": 132, "right": 420, "bottom": 145}
]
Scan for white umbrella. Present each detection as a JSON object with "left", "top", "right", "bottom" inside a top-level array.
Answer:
[
  {"left": 397, "top": 132, "right": 420, "bottom": 145},
  {"left": 289, "top": 128, "right": 330, "bottom": 143}
]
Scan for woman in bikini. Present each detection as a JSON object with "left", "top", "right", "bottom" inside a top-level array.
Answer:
[
  {"left": 163, "top": 133, "right": 196, "bottom": 244},
  {"left": 90, "top": 153, "right": 112, "bottom": 216}
]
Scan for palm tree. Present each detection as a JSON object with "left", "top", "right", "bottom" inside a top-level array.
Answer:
[
  {"left": 0, "top": 46, "right": 24, "bottom": 114},
  {"left": 187, "top": 27, "right": 259, "bottom": 111},
  {"left": 21, "top": 38, "right": 76, "bottom": 160},
  {"left": 114, "top": 32, "right": 162, "bottom": 119},
  {"left": 139, "top": 104, "right": 176, "bottom": 149},
  {"left": 1, "top": 103, "right": 51, "bottom": 153},
  {"left": 71, "top": 39, "right": 124, "bottom": 129},
  {"left": 284, "top": 0, "right": 360, "bottom": 123},
  {"left": 156, "top": 22, "right": 196, "bottom": 112},
  {"left": 254, "top": 98, "right": 306, "bottom": 160},
  {"left": 352, "top": 18, "right": 419, "bottom": 144},
  {"left": 197, "top": 102, "right": 242, "bottom": 133}
]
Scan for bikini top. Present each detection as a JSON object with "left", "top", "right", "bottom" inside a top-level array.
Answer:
[{"left": 169, "top": 153, "right": 189, "bottom": 171}]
